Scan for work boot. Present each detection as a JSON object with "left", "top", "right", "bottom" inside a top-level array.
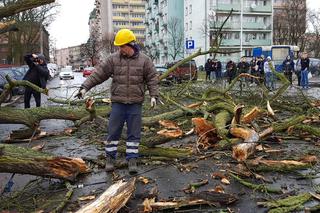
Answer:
[
  {"left": 105, "top": 155, "right": 115, "bottom": 172},
  {"left": 128, "top": 158, "right": 138, "bottom": 174}
]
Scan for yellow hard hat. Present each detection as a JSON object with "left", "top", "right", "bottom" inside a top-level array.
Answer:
[{"left": 114, "top": 29, "right": 136, "bottom": 46}]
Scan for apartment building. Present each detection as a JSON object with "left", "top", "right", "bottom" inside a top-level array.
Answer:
[
  {"left": 185, "top": 0, "right": 273, "bottom": 65},
  {"left": 145, "top": 0, "right": 184, "bottom": 64},
  {"left": 55, "top": 45, "right": 88, "bottom": 68},
  {"left": 94, "top": 0, "right": 146, "bottom": 44}
]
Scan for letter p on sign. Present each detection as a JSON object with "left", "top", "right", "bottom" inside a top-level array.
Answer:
[{"left": 186, "top": 40, "right": 195, "bottom": 49}]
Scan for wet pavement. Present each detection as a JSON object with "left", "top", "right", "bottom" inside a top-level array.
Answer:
[{"left": 0, "top": 72, "right": 320, "bottom": 212}]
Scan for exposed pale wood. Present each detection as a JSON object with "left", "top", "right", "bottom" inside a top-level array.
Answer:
[
  {"left": 76, "top": 178, "right": 136, "bottom": 213},
  {"left": 232, "top": 142, "right": 258, "bottom": 162},
  {"left": 0, "top": 144, "right": 89, "bottom": 181},
  {"left": 242, "top": 107, "right": 262, "bottom": 124}
]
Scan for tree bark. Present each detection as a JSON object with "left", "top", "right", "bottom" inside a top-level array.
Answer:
[
  {"left": 0, "top": 106, "right": 110, "bottom": 128},
  {"left": 76, "top": 178, "right": 136, "bottom": 213},
  {"left": 0, "top": 144, "right": 89, "bottom": 181}
]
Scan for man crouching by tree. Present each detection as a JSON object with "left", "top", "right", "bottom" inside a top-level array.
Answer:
[
  {"left": 75, "top": 29, "right": 159, "bottom": 174},
  {"left": 23, "top": 53, "right": 49, "bottom": 108}
]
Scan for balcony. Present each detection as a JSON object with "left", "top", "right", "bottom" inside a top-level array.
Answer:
[
  {"left": 250, "top": 5, "right": 272, "bottom": 13},
  {"left": 211, "top": 21, "right": 239, "bottom": 29},
  {"left": 131, "top": 25, "right": 145, "bottom": 29},
  {"left": 130, "top": 17, "right": 144, "bottom": 22},
  {"left": 221, "top": 39, "right": 241, "bottom": 46},
  {"left": 243, "top": 39, "right": 271, "bottom": 46},
  {"left": 216, "top": 3, "right": 240, "bottom": 12},
  {"left": 243, "top": 22, "right": 271, "bottom": 30},
  {"left": 113, "top": 16, "right": 126, "bottom": 21}
]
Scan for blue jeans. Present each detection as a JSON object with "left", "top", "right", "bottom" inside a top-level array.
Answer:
[
  {"left": 105, "top": 103, "right": 142, "bottom": 160},
  {"left": 265, "top": 72, "right": 274, "bottom": 90},
  {"left": 216, "top": 70, "right": 222, "bottom": 79},
  {"left": 300, "top": 69, "right": 309, "bottom": 88}
]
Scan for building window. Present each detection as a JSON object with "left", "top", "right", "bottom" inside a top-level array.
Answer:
[
  {"left": 189, "top": 4, "right": 192, "bottom": 14},
  {"left": 189, "top": 21, "right": 192, "bottom": 30},
  {"left": 185, "top": 6, "right": 188, "bottom": 15},
  {"left": 186, "top": 23, "right": 188, "bottom": 30}
]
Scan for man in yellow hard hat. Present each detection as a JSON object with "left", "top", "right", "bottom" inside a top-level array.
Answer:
[{"left": 75, "top": 29, "right": 159, "bottom": 174}]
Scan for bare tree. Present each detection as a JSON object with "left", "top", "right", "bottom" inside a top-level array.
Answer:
[
  {"left": 167, "top": 17, "right": 184, "bottom": 61},
  {"left": 273, "top": 0, "right": 307, "bottom": 47},
  {"left": 143, "top": 44, "right": 159, "bottom": 62},
  {"left": 100, "top": 32, "right": 117, "bottom": 56},
  {"left": 305, "top": 9, "right": 320, "bottom": 57},
  {"left": 81, "top": 33, "right": 103, "bottom": 67},
  {"left": 1, "top": 0, "right": 59, "bottom": 64}
]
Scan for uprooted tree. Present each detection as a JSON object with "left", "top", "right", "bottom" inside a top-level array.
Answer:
[
  {"left": 1, "top": 6, "right": 320, "bottom": 166},
  {"left": 0, "top": 9, "right": 320, "bottom": 205}
]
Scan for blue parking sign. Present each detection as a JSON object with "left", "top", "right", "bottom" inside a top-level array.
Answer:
[{"left": 186, "top": 40, "right": 195, "bottom": 49}]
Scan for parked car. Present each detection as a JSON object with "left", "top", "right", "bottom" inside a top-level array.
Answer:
[
  {"left": 165, "top": 60, "right": 198, "bottom": 83},
  {"left": 0, "top": 68, "right": 26, "bottom": 102},
  {"left": 309, "top": 58, "right": 320, "bottom": 76},
  {"left": 155, "top": 64, "right": 167, "bottom": 76},
  {"left": 59, "top": 67, "right": 74, "bottom": 80},
  {"left": 83, "top": 67, "right": 96, "bottom": 77}
]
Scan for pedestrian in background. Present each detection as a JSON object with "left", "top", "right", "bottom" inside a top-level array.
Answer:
[
  {"left": 23, "top": 53, "right": 49, "bottom": 108},
  {"left": 75, "top": 29, "right": 159, "bottom": 174},
  {"left": 204, "top": 59, "right": 212, "bottom": 81},
  {"left": 226, "top": 59, "right": 237, "bottom": 84},
  {"left": 264, "top": 56, "right": 275, "bottom": 91},
  {"left": 237, "top": 57, "right": 250, "bottom": 89},
  {"left": 282, "top": 55, "right": 294, "bottom": 84},
  {"left": 257, "top": 55, "right": 265, "bottom": 84},
  {"left": 212, "top": 59, "right": 222, "bottom": 81},
  {"left": 250, "top": 57, "right": 258, "bottom": 85},
  {"left": 300, "top": 52, "right": 310, "bottom": 89}
]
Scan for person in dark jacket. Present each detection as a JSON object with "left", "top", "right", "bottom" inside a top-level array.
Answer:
[
  {"left": 300, "top": 52, "right": 310, "bottom": 89},
  {"left": 212, "top": 59, "right": 222, "bottom": 80},
  {"left": 204, "top": 59, "right": 212, "bottom": 81},
  {"left": 23, "top": 53, "right": 49, "bottom": 108},
  {"left": 282, "top": 55, "right": 295, "bottom": 84},
  {"left": 237, "top": 57, "right": 250, "bottom": 89},
  {"left": 226, "top": 60, "right": 237, "bottom": 84},
  {"left": 250, "top": 57, "right": 258, "bottom": 84},
  {"left": 257, "top": 56, "right": 265, "bottom": 84},
  {"left": 75, "top": 29, "right": 159, "bottom": 174}
]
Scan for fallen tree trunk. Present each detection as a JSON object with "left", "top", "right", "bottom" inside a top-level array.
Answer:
[
  {"left": 76, "top": 178, "right": 136, "bottom": 213},
  {"left": 246, "top": 157, "right": 317, "bottom": 172},
  {"left": 0, "top": 144, "right": 89, "bottom": 181},
  {"left": 0, "top": 106, "right": 110, "bottom": 128},
  {"left": 142, "top": 191, "right": 237, "bottom": 211}
]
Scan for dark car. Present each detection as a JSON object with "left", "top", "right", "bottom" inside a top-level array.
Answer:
[
  {"left": 0, "top": 68, "right": 26, "bottom": 102},
  {"left": 165, "top": 60, "right": 198, "bottom": 83}
]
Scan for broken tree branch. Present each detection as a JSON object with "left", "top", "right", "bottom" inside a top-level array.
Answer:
[
  {"left": 0, "top": 144, "right": 89, "bottom": 181},
  {"left": 76, "top": 178, "right": 136, "bottom": 213}
]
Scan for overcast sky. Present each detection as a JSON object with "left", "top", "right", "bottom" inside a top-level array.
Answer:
[
  {"left": 48, "top": 0, "right": 320, "bottom": 49},
  {"left": 48, "top": 0, "right": 94, "bottom": 49}
]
